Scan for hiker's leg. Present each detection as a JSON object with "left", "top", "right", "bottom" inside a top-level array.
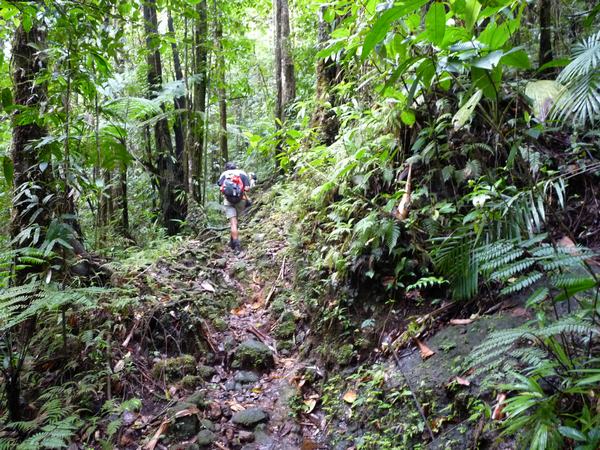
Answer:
[{"left": 230, "top": 216, "right": 239, "bottom": 241}]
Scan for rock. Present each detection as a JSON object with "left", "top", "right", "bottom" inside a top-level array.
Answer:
[
  {"left": 225, "top": 378, "right": 237, "bottom": 390},
  {"left": 186, "top": 391, "right": 205, "bottom": 408},
  {"left": 197, "top": 364, "right": 216, "bottom": 380},
  {"left": 234, "top": 370, "right": 260, "bottom": 384},
  {"left": 232, "top": 340, "right": 274, "bottom": 370},
  {"left": 200, "top": 418, "right": 216, "bottom": 432},
  {"left": 207, "top": 401, "right": 222, "bottom": 420},
  {"left": 231, "top": 407, "right": 269, "bottom": 428},
  {"left": 152, "top": 355, "right": 197, "bottom": 382},
  {"left": 238, "top": 430, "right": 255, "bottom": 443},
  {"left": 180, "top": 375, "right": 202, "bottom": 389},
  {"left": 196, "top": 429, "right": 217, "bottom": 447},
  {"left": 168, "top": 402, "right": 200, "bottom": 439}
]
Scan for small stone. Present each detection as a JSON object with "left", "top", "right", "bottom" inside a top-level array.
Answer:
[
  {"left": 238, "top": 430, "right": 255, "bottom": 443},
  {"left": 234, "top": 371, "right": 260, "bottom": 384},
  {"left": 225, "top": 427, "right": 235, "bottom": 440},
  {"left": 231, "top": 407, "right": 269, "bottom": 428},
  {"left": 186, "top": 391, "right": 205, "bottom": 408},
  {"left": 225, "top": 378, "right": 237, "bottom": 390},
  {"left": 232, "top": 340, "right": 274, "bottom": 370},
  {"left": 196, "top": 429, "right": 217, "bottom": 447},
  {"left": 207, "top": 401, "right": 222, "bottom": 420},
  {"left": 200, "top": 418, "right": 216, "bottom": 432}
]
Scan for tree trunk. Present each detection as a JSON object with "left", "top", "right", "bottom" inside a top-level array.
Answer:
[
  {"left": 280, "top": 0, "right": 296, "bottom": 113},
  {"left": 274, "top": 0, "right": 296, "bottom": 124},
  {"left": 144, "top": 0, "right": 186, "bottom": 235},
  {"left": 192, "top": 0, "right": 208, "bottom": 202},
  {"left": 273, "top": 0, "right": 283, "bottom": 125},
  {"left": 311, "top": 6, "right": 340, "bottom": 145},
  {"left": 167, "top": 11, "right": 186, "bottom": 183},
  {"left": 10, "top": 23, "right": 53, "bottom": 255},
  {"left": 119, "top": 165, "right": 130, "bottom": 236},
  {"left": 215, "top": 20, "right": 228, "bottom": 165},
  {"left": 539, "top": 0, "right": 553, "bottom": 71}
]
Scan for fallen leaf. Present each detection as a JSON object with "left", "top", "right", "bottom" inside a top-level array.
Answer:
[
  {"left": 492, "top": 393, "right": 507, "bottom": 420},
  {"left": 174, "top": 406, "right": 199, "bottom": 418},
  {"left": 144, "top": 419, "right": 169, "bottom": 450},
  {"left": 415, "top": 338, "right": 435, "bottom": 359},
  {"left": 511, "top": 307, "right": 531, "bottom": 318},
  {"left": 450, "top": 318, "right": 473, "bottom": 325},
  {"left": 343, "top": 390, "right": 357, "bottom": 404},
  {"left": 230, "top": 306, "right": 246, "bottom": 315},
  {"left": 303, "top": 398, "right": 317, "bottom": 413},
  {"left": 200, "top": 280, "right": 216, "bottom": 292},
  {"left": 113, "top": 359, "right": 125, "bottom": 373},
  {"left": 227, "top": 400, "right": 245, "bottom": 412},
  {"left": 455, "top": 376, "right": 471, "bottom": 386}
]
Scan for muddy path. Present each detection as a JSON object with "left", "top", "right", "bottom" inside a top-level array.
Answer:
[{"left": 133, "top": 199, "right": 327, "bottom": 450}]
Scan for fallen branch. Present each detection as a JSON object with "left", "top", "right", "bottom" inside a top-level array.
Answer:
[
  {"left": 144, "top": 419, "right": 169, "bottom": 450},
  {"left": 265, "top": 255, "right": 287, "bottom": 306}
]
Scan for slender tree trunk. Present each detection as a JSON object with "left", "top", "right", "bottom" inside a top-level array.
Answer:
[
  {"left": 273, "top": 0, "right": 283, "bottom": 126},
  {"left": 192, "top": 0, "right": 208, "bottom": 201},
  {"left": 215, "top": 20, "right": 228, "bottom": 165},
  {"left": 311, "top": 6, "right": 340, "bottom": 145},
  {"left": 144, "top": 0, "right": 186, "bottom": 235},
  {"left": 119, "top": 165, "right": 130, "bottom": 235},
  {"left": 280, "top": 0, "right": 296, "bottom": 113},
  {"left": 167, "top": 11, "right": 186, "bottom": 182},
  {"left": 539, "top": 0, "right": 554, "bottom": 71}
]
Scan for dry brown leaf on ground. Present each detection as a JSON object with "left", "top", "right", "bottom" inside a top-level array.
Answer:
[
  {"left": 174, "top": 406, "right": 199, "bottom": 418},
  {"left": 200, "top": 280, "right": 216, "bottom": 292},
  {"left": 455, "top": 376, "right": 471, "bottom": 386},
  {"left": 230, "top": 306, "right": 246, "bottom": 315},
  {"left": 449, "top": 318, "right": 473, "bottom": 325},
  {"left": 227, "top": 400, "right": 245, "bottom": 412},
  {"left": 511, "top": 307, "right": 531, "bottom": 318},
  {"left": 415, "top": 338, "right": 435, "bottom": 359},
  {"left": 144, "top": 419, "right": 169, "bottom": 450},
  {"left": 492, "top": 393, "right": 507, "bottom": 420},
  {"left": 343, "top": 390, "right": 357, "bottom": 404}
]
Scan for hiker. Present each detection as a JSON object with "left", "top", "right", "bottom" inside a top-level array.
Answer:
[{"left": 217, "top": 162, "right": 253, "bottom": 252}]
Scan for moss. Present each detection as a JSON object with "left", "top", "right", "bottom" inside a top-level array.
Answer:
[
  {"left": 273, "top": 313, "right": 296, "bottom": 340},
  {"left": 232, "top": 339, "right": 274, "bottom": 370},
  {"left": 334, "top": 343, "right": 355, "bottom": 366},
  {"left": 180, "top": 375, "right": 202, "bottom": 389},
  {"left": 152, "top": 354, "right": 196, "bottom": 381},
  {"left": 211, "top": 317, "right": 228, "bottom": 331}
]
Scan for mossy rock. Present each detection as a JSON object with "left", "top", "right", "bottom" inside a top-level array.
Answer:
[
  {"left": 231, "top": 407, "right": 269, "bottom": 427},
  {"left": 196, "top": 429, "right": 217, "bottom": 447},
  {"left": 197, "top": 364, "right": 216, "bottom": 380},
  {"left": 334, "top": 343, "right": 354, "bottom": 366},
  {"left": 152, "top": 355, "right": 196, "bottom": 382},
  {"left": 168, "top": 402, "right": 200, "bottom": 439},
  {"left": 232, "top": 339, "right": 274, "bottom": 370},
  {"left": 273, "top": 313, "right": 296, "bottom": 340},
  {"left": 180, "top": 375, "right": 202, "bottom": 389}
]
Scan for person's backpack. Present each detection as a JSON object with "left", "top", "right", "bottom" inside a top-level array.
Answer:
[{"left": 220, "top": 174, "right": 244, "bottom": 204}]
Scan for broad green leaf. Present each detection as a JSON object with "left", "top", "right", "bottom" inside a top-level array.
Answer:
[
  {"left": 464, "top": 0, "right": 481, "bottom": 31},
  {"left": 425, "top": 2, "right": 446, "bottom": 46},
  {"left": 558, "top": 427, "right": 587, "bottom": 442},
  {"left": 401, "top": 110, "right": 416, "bottom": 126},
  {"left": 1, "top": 87, "right": 12, "bottom": 108},
  {"left": 501, "top": 48, "right": 530, "bottom": 69},
  {"left": 452, "top": 89, "right": 483, "bottom": 130},
  {"left": 471, "top": 50, "right": 504, "bottom": 70},
  {"left": 362, "top": 0, "right": 429, "bottom": 61},
  {"left": 472, "top": 66, "right": 501, "bottom": 99},
  {"left": 2, "top": 156, "right": 13, "bottom": 186}
]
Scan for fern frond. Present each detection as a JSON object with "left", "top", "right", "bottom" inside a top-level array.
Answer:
[{"left": 500, "top": 271, "right": 543, "bottom": 295}]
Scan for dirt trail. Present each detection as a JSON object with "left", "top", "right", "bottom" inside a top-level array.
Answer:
[{"left": 137, "top": 199, "right": 327, "bottom": 449}]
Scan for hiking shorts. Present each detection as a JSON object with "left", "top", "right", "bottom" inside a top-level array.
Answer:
[{"left": 224, "top": 200, "right": 247, "bottom": 219}]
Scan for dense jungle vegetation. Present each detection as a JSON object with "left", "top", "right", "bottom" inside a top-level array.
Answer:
[{"left": 0, "top": 0, "right": 600, "bottom": 448}]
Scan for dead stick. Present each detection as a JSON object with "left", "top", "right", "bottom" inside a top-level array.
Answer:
[
  {"left": 265, "top": 255, "right": 287, "bottom": 306},
  {"left": 391, "top": 347, "right": 435, "bottom": 442}
]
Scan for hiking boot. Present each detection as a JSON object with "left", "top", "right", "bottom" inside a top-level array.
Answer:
[{"left": 231, "top": 239, "right": 242, "bottom": 253}]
